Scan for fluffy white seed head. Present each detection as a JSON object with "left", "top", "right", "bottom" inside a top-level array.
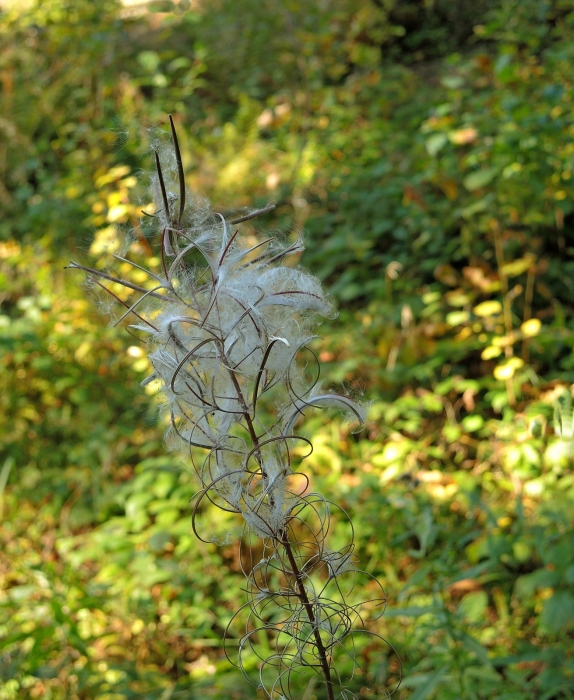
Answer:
[{"left": 74, "top": 134, "right": 362, "bottom": 538}]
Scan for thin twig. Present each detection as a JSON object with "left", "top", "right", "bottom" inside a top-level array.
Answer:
[{"left": 228, "top": 202, "right": 276, "bottom": 224}]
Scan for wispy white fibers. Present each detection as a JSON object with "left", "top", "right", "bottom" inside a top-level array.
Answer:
[
  {"left": 68, "top": 119, "right": 396, "bottom": 700},
  {"left": 139, "top": 205, "right": 348, "bottom": 538},
  {"left": 70, "top": 130, "right": 360, "bottom": 539}
]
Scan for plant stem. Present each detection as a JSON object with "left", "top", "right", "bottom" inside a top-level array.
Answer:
[
  {"left": 222, "top": 345, "right": 335, "bottom": 698},
  {"left": 279, "top": 529, "right": 335, "bottom": 700},
  {"left": 492, "top": 221, "right": 516, "bottom": 406}
]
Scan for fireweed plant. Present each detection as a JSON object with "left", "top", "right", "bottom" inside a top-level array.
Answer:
[{"left": 69, "top": 118, "right": 399, "bottom": 699}]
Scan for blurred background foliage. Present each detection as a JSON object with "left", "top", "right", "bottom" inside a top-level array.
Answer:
[{"left": 1, "top": 0, "right": 573, "bottom": 697}]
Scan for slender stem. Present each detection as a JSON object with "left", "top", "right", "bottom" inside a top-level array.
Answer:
[
  {"left": 492, "top": 223, "right": 516, "bottom": 406},
  {"left": 219, "top": 343, "right": 261, "bottom": 450},
  {"left": 228, "top": 201, "right": 276, "bottom": 224},
  {"left": 280, "top": 529, "right": 335, "bottom": 700},
  {"left": 221, "top": 346, "right": 335, "bottom": 697},
  {"left": 66, "top": 261, "right": 176, "bottom": 302},
  {"left": 522, "top": 267, "right": 535, "bottom": 364}
]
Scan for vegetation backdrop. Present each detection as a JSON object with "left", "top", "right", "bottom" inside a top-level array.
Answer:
[{"left": 1, "top": 0, "right": 573, "bottom": 698}]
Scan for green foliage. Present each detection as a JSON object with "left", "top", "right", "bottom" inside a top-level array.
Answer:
[{"left": 1, "top": 0, "right": 573, "bottom": 698}]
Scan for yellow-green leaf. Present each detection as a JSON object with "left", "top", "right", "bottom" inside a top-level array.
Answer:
[
  {"left": 474, "top": 300, "right": 502, "bottom": 317},
  {"left": 463, "top": 167, "right": 498, "bottom": 191},
  {"left": 501, "top": 254, "right": 536, "bottom": 278},
  {"left": 521, "top": 318, "right": 541, "bottom": 337},
  {"left": 481, "top": 346, "right": 502, "bottom": 360},
  {"left": 494, "top": 357, "right": 524, "bottom": 380},
  {"left": 447, "top": 310, "right": 470, "bottom": 326}
]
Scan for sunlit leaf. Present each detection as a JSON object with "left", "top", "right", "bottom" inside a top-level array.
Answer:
[
  {"left": 474, "top": 300, "right": 502, "bottom": 317},
  {"left": 521, "top": 318, "right": 541, "bottom": 336},
  {"left": 481, "top": 345, "right": 502, "bottom": 360},
  {"left": 449, "top": 127, "right": 478, "bottom": 145},
  {"left": 501, "top": 254, "right": 536, "bottom": 278},
  {"left": 462, "top": 414, "right": 484, "bottom": 432},
  {"left": 494, "top": 357, "right": 524, "bottom": 380},
  {"left": 446, "top": 310, "right": 470, "bottom": 326}
]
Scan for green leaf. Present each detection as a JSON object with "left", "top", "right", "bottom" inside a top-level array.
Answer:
[
  {"left": 426, "top": 133, "right": 448, "bottom": 156},
  {"left": 441, "top": 75, "right": 464, "bottom": 89},
  {"left": 462, "top": 415, "right": 485, "bottom": 433},
  {"left": 459, "top": 590, "right": 488, "bottom": 623},
  {"left": 463, "top": 168, "right": 499, "bottom": 191},
  {"left": 137, "top": 50, "right": 161, "bottom": 72},
  {"left": 409, "top": 665, "right": 449, "bottom": 700},
  {"left": 456, "top": 629, "right": 490, "bottom": 664},
  {"left": 461, "top": 194, "right": 494, "bottom": 218},
  {"left": 540, "top": 590, "right": 574, "bottom": 632},
  {"left": 515, "top": 569, "right": 560, "bottom": 600}
]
